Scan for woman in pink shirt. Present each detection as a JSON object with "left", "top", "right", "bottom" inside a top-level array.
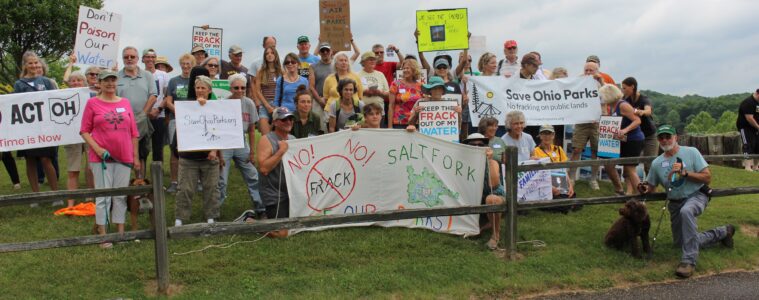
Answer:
[{"left": 80, "top": 70, "right": 139, "bottom": 248}]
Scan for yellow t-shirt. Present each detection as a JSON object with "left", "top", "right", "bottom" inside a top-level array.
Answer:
[
  {"left": 533, "top": 145, "right": 568, "bottom": 163},
  {"left": 323, "top": 72, "right": 364, "bottom": 112}
]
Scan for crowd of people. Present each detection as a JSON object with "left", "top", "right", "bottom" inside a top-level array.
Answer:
[{"left": 2, "top": 31, "right": 751, "bottom": 276}]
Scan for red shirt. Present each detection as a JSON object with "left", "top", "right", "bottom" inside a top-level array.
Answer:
[{"left": 375, "top": 61, "right": 398, "bottom": 86}]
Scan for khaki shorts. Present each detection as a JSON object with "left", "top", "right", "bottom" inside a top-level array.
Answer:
[
  {"left": 572, "top": 123, "right": 599, "bottom": 153},
  {"left": 63, "top": 143, "right": 88, "bottom": 172}
]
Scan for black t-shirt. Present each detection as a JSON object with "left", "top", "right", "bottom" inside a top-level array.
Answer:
[
  {"left": 625, "top": 94, "right": 656, "bottom": 136},
  {"left": 737, "top": 95, "right": 759, "bottom": 130}
]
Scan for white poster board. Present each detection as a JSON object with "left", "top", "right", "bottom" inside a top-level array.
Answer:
[
  {"left": 598, "top": 116, "right": 622, "bottom": 158},
  {"left": 192, "top": 26, "right": 223, "bottom": 65},
  {"left": 74, "top": 6, "right": 122, "bottom": 69},
  {"left": 516, "top": 158, "right": 553, "bottom": 203},
  {"left": 467, "top": 76, "right": 602, "bottom": 126},
  {"left": 283, "top": 130, "right": 486, "bottom": 236},
  {"left": 418, "top": 100, "right": 459, "bottom": 143},
  {"left": 174, "top": 100, "right": 243, "bottom": 151},
  {"left": 0, "top": 88, "right": 90, "bottom": 151}
]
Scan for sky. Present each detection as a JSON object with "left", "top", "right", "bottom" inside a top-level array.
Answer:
[{"left": 102, "top": 0, "right": 759, "bottom": 97}]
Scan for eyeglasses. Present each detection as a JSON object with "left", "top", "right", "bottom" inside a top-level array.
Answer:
[
  {"left": 143, "top": 55, "right": 156, "bottom": 59},
  {"left": 278, "top": 118, "right": 294, "bottom": 122},
  {"left": 232, "top": 53, "right": 243, "bottom": 57},
  {"left": 468, "top": 142, "right": 486, "bottom": 147},
  {"left": 319, "top": 48, "right": 330, "bottom": 53},
  {"left": 284, "top": 60, "right": 297, "bottom": 65},
  {"left": 231, "top": 86, "right": 246, "bottom": 90},
  {"left": 123, "top": 55, "right": 137, "bottom": 59},
  {"left": 206, "top": 64, "right": 219, "bottom": 68},
  {"left": 374, "top": 51, "right": 384, "bottom": 55},
  {"left": 436, "top": 65, "right": 449, "bottom": 70},
  {"left": 87, "top": 72, "right": 99, "bottom": 77},
  {"left": 506, "top": 47, "right": 517, "bottom": 50},
  {"left": 657, "top": 134, "right": 673, "bottom": 140}
]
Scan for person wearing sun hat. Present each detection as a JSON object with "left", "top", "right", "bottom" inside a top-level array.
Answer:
[
  {"left": 191, "top": 45, "right": 207, "bottom": 66},
  {"left": 462, "top": 132, "right": 505, "bottom": 250},
  {"left": 407, "top": 76, "right": 462, "bottom": 130},
  {"left": 155, "top": 56, "right": 173, "bottom": 73},
  {"left": 638, "top": 124, "right": 735, "bottom": 279}
]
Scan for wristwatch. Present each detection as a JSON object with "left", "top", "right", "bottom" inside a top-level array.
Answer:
[{"left": 683, "top": 171, "right": 689, "bottom": 178}]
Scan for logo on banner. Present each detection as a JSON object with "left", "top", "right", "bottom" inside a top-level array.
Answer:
[
  {"left": 470, "top": 84, "right": 501, "bottom": 118},
  {"left": 47, "top": 94, "right": 81, "bottom": 125}
]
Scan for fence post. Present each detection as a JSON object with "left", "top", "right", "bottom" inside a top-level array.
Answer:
[
  {"left": 503, "top": 146, "right": 519, "bottom": 260},
  {"left": 151, "top": 162, "right": 169, "bottom": 294}
]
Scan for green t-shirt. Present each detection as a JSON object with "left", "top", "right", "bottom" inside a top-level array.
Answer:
[{"left": 647, "top": 146, "right": 708, "bottom": 199}]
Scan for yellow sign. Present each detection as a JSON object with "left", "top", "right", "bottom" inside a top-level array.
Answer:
[{"left": 415, "top": 8, "right": 468, "bottom": 52}]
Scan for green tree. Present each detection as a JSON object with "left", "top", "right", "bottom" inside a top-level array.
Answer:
[
  {"left": 0, "top": 0, "right": 103, "bottom": 94},
  {"left": 709, "top": 111, "right": 738, "bottom": 134},
  {"left": 685, "top": 111, "right": 716, "bottom": 134}
]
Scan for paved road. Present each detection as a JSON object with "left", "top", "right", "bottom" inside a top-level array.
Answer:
[{"left": 533, "top": 271, "right": 759, "bottom": 300}]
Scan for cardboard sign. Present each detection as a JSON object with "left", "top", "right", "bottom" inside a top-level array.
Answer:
[
  {"left": 74, "top": 6, "right": 122, "bottom": 69},
  {"left": 283, "top": 129, "right": 486, "bottom": 236},
  {"left": 415, "top": 8, "right": 469, "bottom": 52},
  {"left": 191, "top": 26, "right": 223, "bottom": 64},
  {"left": 418, "top": 100, "right": 459, "bottom": 143},
  {"left": 467, "top": 76, "right": 602, "bottom": 126},
  {"left": 175, "top": 100, "right": 243, "bottom": 151},
  {"left": 319, "top": 0, "right": 352, "bottom": 52},
  {"left": 0, "top": 88, "right": 90, "bottom": 151},
  {"left": 598, "top": 116, "right": 622, "bottom": 158}
]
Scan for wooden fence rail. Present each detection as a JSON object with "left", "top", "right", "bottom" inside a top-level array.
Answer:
[{"left": 1, "top": 152, "right": 758, "bottom": 294}]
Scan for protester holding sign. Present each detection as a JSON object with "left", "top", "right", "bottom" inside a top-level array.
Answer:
[
  {"left": 254, "top": 47, "right": 283, "bottom": 135},
  {"left": 80, "top": 70, "right": 139, "bottom": 247},
  {"left": 534, "top": 125, "right": 575, "bottom": 197},
  {"left": 257, "top": 107, "right": 297, "bottom": 237},
  {"left": 329, "top": 79, "right": 365, "bottom": 133},
  {"left": 407, "top": 77, "right": 461, "bottom": 140},
  {"left": 388, "top": 59, "right": 423, "bottom": 128},
  {"left": 322, "top": 52, "right": 364, "bottom": 114},
  {"left": 174, "top": 75, "right": 222, "bottom": 226},
  {"left": 163, "top": 53, "right": 196, "bottom": 193},
  {"left": 462, "top": 133, "right": 504, "bottom": 250},
  {"left": 600, "top": 84, "right": 643, "bottom": 195},
  {"left": 12, "top": 51, "right": 60, "bottom": 195},
  {"left": 191, "top": 45, "right": 207, "bottom": 67}
]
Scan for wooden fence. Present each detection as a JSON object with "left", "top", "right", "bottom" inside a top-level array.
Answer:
[{"left": 1, "top": 152, "right": 758, "bottom": 295}]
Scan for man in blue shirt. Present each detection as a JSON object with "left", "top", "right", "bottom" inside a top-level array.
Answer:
[
  {"left": 638, "top": 125, "right": 735, "bottom": 279},
  {"left": 296, "top": 36, "right": 319, "bottom": 78}
]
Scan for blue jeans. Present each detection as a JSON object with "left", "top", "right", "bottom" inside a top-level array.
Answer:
[
  {"left": 218, "top": 143, "right": 264, "bottom": 212},
  {"left": 668, "top": 191, "right": 729, "bottom": 265}
]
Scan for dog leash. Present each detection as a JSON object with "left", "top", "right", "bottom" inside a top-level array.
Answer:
[{"left": 651, "top": 169, "right": 679, "bottom": 250}]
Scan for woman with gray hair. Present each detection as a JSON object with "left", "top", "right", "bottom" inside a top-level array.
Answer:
[
  {"left": 501, "top": 110, "right": 536, "bottom": 162},
  {"left": 599, "top": 84, "right": 643, "bottom": 195},
  {"left": 174, "top": 75, "right": 223, "bottom": 226}
]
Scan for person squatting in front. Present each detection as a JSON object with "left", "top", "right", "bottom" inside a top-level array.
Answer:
[{"left": 637, "top": 124, "right": 735, "bottom": 278}]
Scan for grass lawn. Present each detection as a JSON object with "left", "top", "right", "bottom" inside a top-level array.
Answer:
[{"left": 1, "top": 147, "right": 758, "bottom": 299}]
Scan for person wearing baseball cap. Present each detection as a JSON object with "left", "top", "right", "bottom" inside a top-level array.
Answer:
[
  {"left": 221, "top": 44, "right": 248, "bottom": 80},
  {"left": 257, "top": 106, "right": 296, "bottom": 232},
  {"left": 295, "top": 36, "right": 319, "bottom": 78},
  {"left": 309, "top": 41, "right": 335, "bottom": 131},
  {"left": 534, "top": 124, "right": 576, "bottom": 209},
  {"left": 497, "top": 39, "right": 519, "bottom": 77},
  {"left": 638, "top": 124, "right": 735, "bottom": 278},
  {"left": 585, "top": 54, "right": 615, "bottom": 84},
  {"left": 191, "top": 45, "right": 207, "bottom": 66}
]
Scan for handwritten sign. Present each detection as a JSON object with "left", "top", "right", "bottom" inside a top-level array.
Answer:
[
  {"left": 418, "top": 100, "right": 459, "bottom": 143},
  {"left": 174, "top": 100, "right": 243, "bottom": 151},
  {"left": 319, "top": 0, "right": 351, "bottom": 52},
  {"left": 191, "top": 26, "right": 223, "bottom": 65},
  {"left": 0, "top": 88, "right": 90, "bottom": 151},
  {"left": 467, "top": 76, "right": 602, "bottom": 126},
  {"left": 283, "top": 130, "right": 486, "bottom": 236},
  {"left": 598, "top": 116, "right": 622, "bottom": 158},
  {"left": 516, "top": 158, "right": 553, "bottom": 203},
  {"left": 74, "top": 6, "right": 122, "bottom": 68},
  {"left": 415, "top": 8, "right": 468, "bottom": 52}
]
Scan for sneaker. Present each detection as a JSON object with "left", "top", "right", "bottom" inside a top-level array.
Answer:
[
  {"left": 174, "top": 219, "right": 183, "bottom": 227},
  {"left": 51, "top": 200, "right": 64, "bottom": 207},
  {"left": 13, "top": 183, "right": 21, "bottom": 190},
  {"left": 166, "top": 182, "right": 178, "bottom": 193},
  {"left": 721, "top": 224, "right": 736, "bottom": 248},
  {"left": 675, "top": 263, "right": 695, "bottom": 278},
  {"left": 589, "top": 180, "right": 600, "bottom": 190}
]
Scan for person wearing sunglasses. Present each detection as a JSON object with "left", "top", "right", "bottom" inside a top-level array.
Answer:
[
  {"left": 164, "top": 53, "right": 197, "bottom": 193},
  {"left": 270, "top": 53, "right": 309, "bottom": 116},
  {"left": 257, "top": 107, "right": 297, "bottom": 237},
  {"left": 638, "top": 125, "right": 735, "bottom": 279},
  {"left": 497, "top": 39, "right": 519, "bottom": 78},
  {"left": 117, "top": 46, "right": 157, "bottom": 179},
  {"left": 216, "top": 73, "right": 266, "bottom": 219},
  {"left": 463, "top": 133, "right": 504, "bottom": 250},
  {"left": 201, "top": 56, "right": 221, "bottom": 79}
]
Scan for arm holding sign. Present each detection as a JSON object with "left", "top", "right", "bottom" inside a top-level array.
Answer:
[
  {"left": 63, "top": 53, "right": 76, "bottom": 83},
  {"left": 349, "top": 33, "right": 360, "bottom": 64},
  {"left": 413, "top": 30, "right": 432, "bottom": 72},
  {"left": 257, "top": 137, "right": 288, "bottom": 175}
]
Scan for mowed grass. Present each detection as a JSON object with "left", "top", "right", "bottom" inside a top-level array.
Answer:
[{"left": 0, "top": 147, "right": 758, "bottom": 299}]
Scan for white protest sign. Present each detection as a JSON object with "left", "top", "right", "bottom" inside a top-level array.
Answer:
[
  {"left": 174, "top": 100, "right": 243, "bottom": 151},
  {"left": 192, "top": 26, "right": 223, "bottom": 64},
  {"left": 396, "top": 69, "right": 428, "bottom": 84},
  {"left": 467, "top": 76, "right": 602, "bottom": 126},
  {"left": 0, "top": 88, "right": 90, "bottom": 151},
  {"left": 74, "top": 6, "right": 122, "bottom": 69},
  {"left": 418, "top": 100, "right": 459, "bottom": 143},
  {"left": 441, "top": 93, "right": 462, "bottom": 105},
  {"left": 516, "top": 158, "right": 553, "bottom": 203},
  {"left": 283, "top": 130, "right": 486, "bottom": 236},
  {"left": 598, "top": 116, "right": 622, "bottom": 158}
]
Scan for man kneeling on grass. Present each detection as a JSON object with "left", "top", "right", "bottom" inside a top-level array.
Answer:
[
  {"left": 637, "top": 125, "right": 735, "bottom": 278},
  {"left": 257, "top": 107, "right": 297, "bottom": 237}
]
